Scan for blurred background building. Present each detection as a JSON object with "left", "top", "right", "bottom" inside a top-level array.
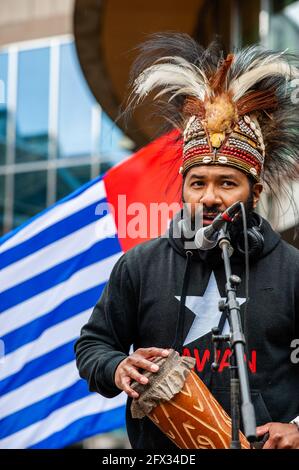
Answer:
[
  {"left": 0, "top": 0, "right": 298, "bottom": 448},
  {"left": 0, "top": 0, "right": 132, "bottom": 235}
]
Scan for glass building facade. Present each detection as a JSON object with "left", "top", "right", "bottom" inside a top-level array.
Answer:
[{"left": 0, "top": 36, "right": 131, "bottom": 236}]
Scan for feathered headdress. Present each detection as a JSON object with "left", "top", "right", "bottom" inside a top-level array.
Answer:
[{"left": 126, "top": 33, "right": 299, "bottom": 192}]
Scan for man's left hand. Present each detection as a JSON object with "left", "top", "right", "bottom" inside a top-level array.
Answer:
[{"left": 256, "top": 422, "right": 299, "bottom": 449}]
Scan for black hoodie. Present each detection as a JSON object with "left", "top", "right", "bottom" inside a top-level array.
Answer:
[{"left": 75, "top": 214, "right": 299, "bottom": 449}]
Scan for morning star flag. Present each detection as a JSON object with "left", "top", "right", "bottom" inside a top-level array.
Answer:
[{"left": 0, "top": 133, "right": 181, "bottom": 449}]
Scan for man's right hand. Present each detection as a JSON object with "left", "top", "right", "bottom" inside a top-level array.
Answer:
[{"left": 114, "top": 347, "right": 170, "bottom": 398}]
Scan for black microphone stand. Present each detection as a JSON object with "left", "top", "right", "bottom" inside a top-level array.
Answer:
[{"left": 211, "top": 224, "right": 257, "bottom": 447}]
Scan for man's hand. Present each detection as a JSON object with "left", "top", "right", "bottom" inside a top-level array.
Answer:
[
  {"left": 256, "top": 422, "right": 299, "bottom": 449},
  {"left": 114, "top": 347, "right": 170, "bottom": 398}
]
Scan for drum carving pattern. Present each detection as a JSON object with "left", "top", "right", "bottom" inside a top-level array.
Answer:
[
  {"left": 130, "top": 350, "right": 250, "bottom": 449},
  {"left": 148, "top": 370, "right": 249, "bottom": 449}
]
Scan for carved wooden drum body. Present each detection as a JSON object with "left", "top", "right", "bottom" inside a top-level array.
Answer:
[{"left": 131, "top": 350, "right": 249, "bottom": 449}]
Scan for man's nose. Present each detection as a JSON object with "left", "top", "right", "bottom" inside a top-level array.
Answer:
[{"left": 200, "top": 185, "right": 221, "bottom": 206}]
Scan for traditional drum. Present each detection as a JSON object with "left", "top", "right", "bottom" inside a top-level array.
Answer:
[{"left": 131, "top": 350, "right": 250, "bottom": 449}]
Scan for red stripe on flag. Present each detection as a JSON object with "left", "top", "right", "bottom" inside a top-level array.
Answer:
[{"left": 104, "top": 131, "right": 182, "bottom": 251}]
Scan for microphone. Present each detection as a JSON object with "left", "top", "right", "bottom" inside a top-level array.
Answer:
[{"left": 194, "top": 201, "right": 241, "bottom": 250}]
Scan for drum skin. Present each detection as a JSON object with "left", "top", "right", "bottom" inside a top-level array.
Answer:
[{"left": 147, "top": 369, "right": 250, "bottom": 449}]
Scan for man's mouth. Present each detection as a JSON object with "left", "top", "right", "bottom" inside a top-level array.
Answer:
[{"left": 202, "top": 213, "right": 220, "bottom": 225}]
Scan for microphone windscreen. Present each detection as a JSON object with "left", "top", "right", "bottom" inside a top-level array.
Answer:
[{"left": 194, "top": 228, "right": 219, "bottom": 250}]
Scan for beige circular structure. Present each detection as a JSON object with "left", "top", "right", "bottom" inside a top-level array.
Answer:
[{"left": 74, "top": 0, "right": 240, "bottom": 147}]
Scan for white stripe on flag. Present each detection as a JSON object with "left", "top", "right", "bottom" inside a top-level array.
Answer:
[
  {"left": 0, "top": 309, "right": 91, "bottom": 381},
  {"left": 0, "top": 180, "right": 105, "bottom": 253},
  {"left": 0, "top": 361, "right": 80, "bottom": 420},
  {"left": 0, "top": 252, "right": 122, "bottom": 336},
  {"left": 0, "top": 392, "right": 126, "bottom": 449},
  {"left": 0, "top": 213, "right": 117, "bottom": 293}
]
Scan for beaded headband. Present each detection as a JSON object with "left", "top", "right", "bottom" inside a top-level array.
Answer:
[{"left": 181, "top": 114, "right": 265, "bottom": 180}]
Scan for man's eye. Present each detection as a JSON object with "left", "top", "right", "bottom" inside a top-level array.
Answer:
[
  {"left": 222, "top": 181, "right": 236, "bottom": 187},
  {"left": 192, "top": 181, "right": 204, "bottom": 187}
]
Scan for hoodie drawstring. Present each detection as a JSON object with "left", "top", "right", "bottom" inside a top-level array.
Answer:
[{"left": 172, "top": 250, "right": 193, "bottom": 354}]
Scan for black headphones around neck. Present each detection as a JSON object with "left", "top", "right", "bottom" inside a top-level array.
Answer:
[{"left": 234, "top": 213, "right": 264, "bottom": 259}]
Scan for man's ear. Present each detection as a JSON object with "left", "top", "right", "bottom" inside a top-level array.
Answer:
[{"left": 252, "top": 183, "right": 263, "bottom": 209}]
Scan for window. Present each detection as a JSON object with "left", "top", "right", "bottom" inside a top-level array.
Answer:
[
  {"left": 58, "top": 43, "right": 93, "bottom": 158},
  {"left": 16, "top": 47, "right": 50, "bottom": 163},
  {"left": 0, "top": 52, "right": 8, "bottom": 166},
  {"left": 13, "top": 171, "right": 47, "bottom": 227},
  {"left": 99, "top": 112, "right": 131, "bottom": 166},
  {"left": 56, "top": 165, "right": 92, "bottom": 200}
]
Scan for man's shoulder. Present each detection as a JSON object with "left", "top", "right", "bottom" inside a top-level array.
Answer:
[
  {"left": 280, "top": 238, "right": 299, "bottom": 254},
  {"left": 279, "top": 238, "right": 299, "bottom": 264}
]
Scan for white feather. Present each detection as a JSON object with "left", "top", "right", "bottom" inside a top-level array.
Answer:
[
  {"left": 131, "top": 56, "right": 211, "bottom": 104},
  {"left": 230, "top": 61, "right": 299, "bottom": 101},
  {"left": 233, "top": 49, "right": 289, "bottom": 77}
]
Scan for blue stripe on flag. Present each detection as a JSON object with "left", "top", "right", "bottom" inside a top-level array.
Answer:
[
  {"left": 2, "top": 284, "right": 105, "bottom": 355},
  {"left": 0, "top": 379, "right": 92, "bottom": 439},
  {"left": 29, "top": 405, "right": 126, "bottom": 449},
  {"left": 0, "top": 379, "right": 90, "bottom": 439},
  {"left": 0, "top": 176, "right": 103, "bottom": 247},
  {"left": 0, "top": 341, "right": 77, "bottom": 396},
  {"left": 0, "top": 200, "right": 112, "bottom": 269},
  {"left": 0, "top": 237, "right": 120, "bottom": 313}
]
